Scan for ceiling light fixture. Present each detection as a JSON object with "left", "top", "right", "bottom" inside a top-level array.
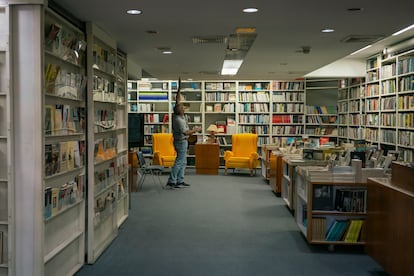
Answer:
[
  {"left": 347, "top": 8, "right": 364, "bottom": 12},
  {"left": 162, "top": 51, "right": 173, "bottom": 54},
  {"left": 243, "top": 7, "right": 258, "bottom": 13},
  {"left": 321, "top": 28, "right": 335, "bottom": 33},
  {"left": 221, "top": 59, "right": 243, "bottom": 75},
  {"left": 127, "top": 9, "right": 142, "bottom": 15},
  {"left": 350, "top": 44, "right": 372, "bottom": 55},
  {"left": 392, "top": 23, "right": 414, "bottom": 36}
]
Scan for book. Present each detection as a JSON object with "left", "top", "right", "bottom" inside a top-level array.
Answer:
[
  {"left": 44, "top": 187, "right": 52, "bottom": 219},
  {"left": 44, "top": 105, "right": 55, "bottom": 135},
  {"left": 51, "top": 143, "right": 60, "bottom": 175},
  {"left": 45, "top": 144, "right": 53, "bottom": 176},
  {"left": 214, "top": 103, "right": 222, "bottom": 112},
  {"left": 51, "top": 187, "right": 59, "bottom": 216},
  {"left": 59, "top": 142, "right": 68, "bottom": 173},
  {"left": 54, "top": 105, "right": 63, "bottom": 135},
  {"left": 73, "top": 141, "right": 81, "bottom": 168},
  {"left": 313, "top": 185, "right": 334, "bottom": 211},
  {"left": 67, "top": 141, "right": 75, "bottom": 171}
]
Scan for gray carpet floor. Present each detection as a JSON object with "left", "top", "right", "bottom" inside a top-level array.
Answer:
[{"left": 76, "top": 170, "right": 386, "bottom": 276}]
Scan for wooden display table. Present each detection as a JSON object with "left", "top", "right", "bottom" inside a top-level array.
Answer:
[
  {"left": 366, "top": 162, "right": 414, "bottom": 275},
  {"left": 195, "top": 143, "right": 220, "bottom": 175}
]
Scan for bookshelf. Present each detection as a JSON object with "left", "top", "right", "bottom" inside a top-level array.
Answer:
[
  {"left": 42, "top": 9, "right": 87, "bottom": 275},
  {"left": 337, "top": 78, "right": 366, "bottom": 144},
  {"left": 305, "top": 79, "right": 340, "bottom": 145},
  {"left": 295, "top": 169, "right": 367, "bottom": 246},
  {"left": 128, "top": 80, "right": 171, "bottom": 156},
  {"left": 0, "top": 5, "right": 12, "bottom": 275},
  {"left": 271, "top": 81, "right": 305, "bottom": 146},
  {"left": 86, "top": 23, "right": 128, "bottom": 264},
  {"left": 204, "top": 81, "right": 237, "bottom": 167}
]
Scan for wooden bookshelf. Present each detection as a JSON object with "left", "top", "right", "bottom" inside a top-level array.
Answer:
[{"left": 295, "top": 168, "right": 367, "bottom": 246}]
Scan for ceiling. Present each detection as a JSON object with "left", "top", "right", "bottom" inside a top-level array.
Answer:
[{"left": 54, "top": 0, "right": 414, "bottom": 80}]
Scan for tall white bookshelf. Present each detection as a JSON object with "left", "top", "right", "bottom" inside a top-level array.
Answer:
[
  {"left": 86, "top": 22, "right": 128, "bottom": 264},
  {"left": 0, "top": 4, "right": 12, "bottom": 275},
  {"left": 42, "top": 8, "right": 86, "bottom": 275}
]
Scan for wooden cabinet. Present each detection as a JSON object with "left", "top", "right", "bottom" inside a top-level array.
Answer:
[
  {"left": 269, "top": 153, "right": 283, "bottom": 194},
  {"left": 195, "top": 143, "right": 220, "bottom": 175},
  {"left": 366, "top": 163, "right": 414, "bottom": 275}
]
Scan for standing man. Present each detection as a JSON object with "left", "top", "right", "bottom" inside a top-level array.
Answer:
[{"left": 167, "top": 78, "right": 201, "bottom": 188}]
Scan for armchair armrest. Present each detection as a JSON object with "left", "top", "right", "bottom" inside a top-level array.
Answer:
[
  {"left": 249, "top": 152, "right": 259, "bottom": 168},
  {"left": 224, "top": 150, "right": 234, "bottom": 161}
]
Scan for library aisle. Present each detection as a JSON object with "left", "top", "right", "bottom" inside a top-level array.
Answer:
[{"left": 75, "top": 171, "right": 384, "bottom": 276}]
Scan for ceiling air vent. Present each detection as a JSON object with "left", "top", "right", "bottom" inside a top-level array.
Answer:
[
  {"left": 192, "top": 35, "right": 227, "bottom": 44},
  {"left": 341, "top": 35, "right": 384, "bottom": 43}
]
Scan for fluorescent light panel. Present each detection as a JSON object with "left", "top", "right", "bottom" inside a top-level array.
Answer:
[
  {"left": 221, "top": 59, "right": 243, "bottom": 75},
  {"left": 392, "top": 23, "right": 414, "bottom": 36},
  {"left": 127, "top": 9, "right": 142, "bottom": 15},
  {"left": 350, "top": 45, "right": 372, "bottom": 55}
]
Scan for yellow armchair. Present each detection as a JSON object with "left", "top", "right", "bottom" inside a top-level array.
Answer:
[
  {"left": 152, "top": 133, "right": 176, "bottom": 167},
  {"left": 224, "top": 133, "right": 259, "bottom": 176}
]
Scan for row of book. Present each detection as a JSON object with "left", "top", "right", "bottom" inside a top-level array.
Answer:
[
  {"left": 398, "top": 130, "right": 414, "bottom": 147},
  {"left": 366, "top": 98, "right": 379, "bottom": 111},
  {"left": 312, "top": 218, "right": 364, "bottom": 243},
  {"left": 272, "top": 115, "right": 303, "bottom": 124},
  {"left": 206, "top": 103, "right": 235, "bottom": 113},
  {"left": 45, "top": 63, "right": 85, "bottom": 99},
  {"left": 366, "top": 84, "right": 380, "bottom": 97},
  {"left": 349, "top": 86, "right": 364, "bottom": 99},
  {"left": 272, "top": 91, "right": 304, "bottom": 102},
  {"left": 381, "top": 113, "right": 396, "bottom": 127},
  {"left": 45, "top": 141, "right": 86, "bottom": 177},
  {"left": 94, "top": 161, "right": 116, "bottom": 196},
  {"left": 238, "top": 91, "right": 270, "bottom": 102},
  {"left": 380, "top": 129, "right": 396, "bottom": 144},
  {"left": 366, "top": 114, "right": 379, "bottom": 126},
  {"left": 338, "top": 102, "right": 348, "bottom": 113},
  {"left": 138, "top": 91, "right": 168, "bottom": 101},
  {"left": 92, "top": 44, "right": 116, "bottom": 75},
  {"left": 94, "top": 109, "right": 116, "bottom": 133},
  {"left": 45, "top": 104, "right": 85, "bottom": 136},
  {"left": 92, "top": 75, "right": 115, "bottom": 94},
  {"left": 398, "top": 94, "right": 414, "bottom": 110},
  {"left": 381, "top": 79, "right": 396, "bottom": 94},
  {"left": 381, "top": 96, "right": 396, "bottom": 110},
  {"left": 144, "top": 113, "right": 169, "bottom": 123},
  {"left": 205, "top": 82, "right": 236, "bottom": 91},
  {"left": 94, "top": 190, "right": 116, "bottom": 228},
  {"left": 205, "top": 92, "right": 236, "bottom": 101},
  {"left": 399, "top": 75, "right": 414, "bottom": 91},
  {"left": 237, "top": 125, "right": 269, "bottom": 135},
  {"left": 272, "top": 81, "right": 304, "bottom": 91},
  {"left": 94, "top": 137, "right": 118, "bottom": 163},
  {"left": 305, "top": 127, "right": 338, "bottom": 136},
  {"left": 366, "top": 58, "right": 378, "bottom": 70},
  {"left": 401, "top": 149, "right": 414, "bottom": 163},
  {"left": 237, "top": 103, "right": 269, "bottom": 113},
  {"left": 306, "top": 115, "right": 337, "bottom": 124},
  {"left": 398, "top": 57, "right": 414, "bottom": 75},
  {"left": 272, "top": 125, "right": 303, "bottom": 135},
  {"left": 398, "top": 113, "right": 414, "bottom": 128},
  {"left": 272, "top": 103, "right": 303, "bottom": 113},
  {"left": 144, "top": 125, "right": 167, "bottom": 134},
  {"left": 381, "top": 63, "right": 396, "bottom": 79},
  {"left": 45, "top": 22, "right": 85, "bottom": 66},
  {"left": 349, "top": 100, "right": 362, "bottom": 113},
  {"left": 238, "top": 83, "right": 270, "bottom": 91},
  {"left": 312, "top": 186, "right": 366, "bottom": 212},
  {"left": 365, "top": 128, "right": 379, "bottom": 141},
  {"left": 238, "top": 114, "right": 270, "bottom": 124},
  {"left": 367, "top": 70, "right": 379, "bottom": 82},
  {"left": 306, "top": 105, "right": 337, "bottom": 115},
  {"left": 44, "top": 175, "right": 85, "bottom": 219}
]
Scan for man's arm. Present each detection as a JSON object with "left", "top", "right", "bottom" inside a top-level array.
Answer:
[{"left": 175, "top": 77, "right": 181, "bottom": 105}]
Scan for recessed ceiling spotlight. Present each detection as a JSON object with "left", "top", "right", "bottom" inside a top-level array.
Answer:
[
  {"left": 162, "top": 51, "right": 173, "bottom": 54},
  {"left": 347, "top": 7, "right": 364, "bottom": 12},
  {"left": 243, "top": 7, "right": 258, "bottom": 13},
  {"left": 127, "top": 9, "right": 143, "bottom": 15},
  {"left": 321, "top": 28, "right": 335, "bottom": 33}
]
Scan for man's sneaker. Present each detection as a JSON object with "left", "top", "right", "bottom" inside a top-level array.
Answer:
[
  {"left": 166, "top": 182, "right": 179, "bottom": 189},
  {"left": 177, "top": 182, "right": 191, "bottom": 188}
]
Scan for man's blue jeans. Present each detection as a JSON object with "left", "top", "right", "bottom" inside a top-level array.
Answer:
[{"left": 168, "top": 140, "right": 188, "bottom": 184}]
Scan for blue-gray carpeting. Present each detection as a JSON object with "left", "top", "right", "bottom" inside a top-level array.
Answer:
[{"left": 76, "top": 170, "right": 386, "bottom": 276}]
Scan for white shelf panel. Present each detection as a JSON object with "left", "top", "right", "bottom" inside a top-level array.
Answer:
[
  {"left": 45, "top": 199, "right": 84, "bottom": 223},
  {"left": 44, "top": 230, "right": 83, "bottom": 263},
  {"left": 95, "top": 182, "right": 116, "bottom": 198},
  {"left": 44, "top": 50, "right": 82, "bottom": 68}
]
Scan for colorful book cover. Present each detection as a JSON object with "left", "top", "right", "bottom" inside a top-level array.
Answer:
[
  {"left": 67, "top": 141, "right": 75, "bottom": 171},
  {"left": 59, "top": 142, "right": 68, "bottom": 173}
]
